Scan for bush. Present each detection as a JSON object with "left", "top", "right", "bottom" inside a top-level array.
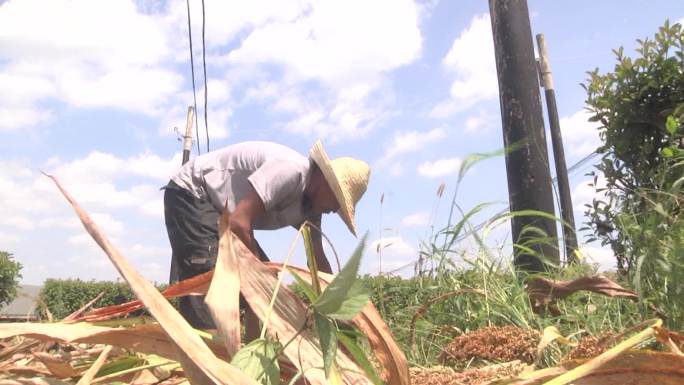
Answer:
[
  {"left": 583, "top": 20, "right": 684, "bottom": 329},
  {"left": 584, "top": 20, "right": 684, "bottom": 271},
  {"left": 39, "top": 279, "right": 138, "bottom": 320},
  {"left": 0, "top": 251, "right": 22, "bottom": 308}
]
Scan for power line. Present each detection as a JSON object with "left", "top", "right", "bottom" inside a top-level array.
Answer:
[
  {"left": 384, "top": 150, "right": 601, "bottom": 275},
  {"left": 185, "top": 0, "right": 200, "bottom": 155},
  {"left": 201, "top": 0, "right": 209, "bottom": 153}
]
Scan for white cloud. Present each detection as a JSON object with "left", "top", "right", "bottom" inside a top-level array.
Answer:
[
  {"left": 228, "top": 0, "right": 421, "bottom": 87},
  {"left": 372, "top": 236, "right": 416, "bottom": 256},
  {"left": 431, "top": 14, "right": 498, "bottom": 118},
  {"left": 572, "top": 175, "right": 608, "bottom": 213},
  {"left": 464, "top": 110, "right": 496, "bottom": 134},
  {"left": 401, "top": 212, "right": 430, "bottom": 227},
  {"left": 560, "top": 110, "right": 602, "bottom": 157},
  {"left": 225, "top": 0, "right": 422, "bottom": 141},
  {"left": 0, "top": 106, "right": 52, "bottom": 131},
  {"left": 379, "top": 127, "right": 447, "bottom": 165},
  {"left": 578, "top": 245, "right": 616, "bottom": 271},
  {"left": 418, "top": 157, "right": 463, "bottom": 178},
  {"left": 369, "top": 236, "right": 418, "bottom": 273},
  {"left": 0, "top": 0, "right": 182, "bottom": 126}
]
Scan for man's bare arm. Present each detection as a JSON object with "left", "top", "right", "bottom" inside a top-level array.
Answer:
[
  {"left": 309, "top": 216, "right": 332, "bottom": 274},
  {"left": 230, "top": 186, "right": 266, "bottom": 257}
]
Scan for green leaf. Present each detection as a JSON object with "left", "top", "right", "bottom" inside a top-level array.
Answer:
[
  {"left": 662, "top": 147, "right": 674, "bottom": 158},
  {"left": 666, "top": 115, "right": 679, "bottom": 135},
  {"left": 230, "top": 338, "right": 281, "bottom": 385},
  {"left": 289, "top": 269, "right": 318, "bottom": 303},
  {"left": 338, "top": 333, "right": 383, "bottom": 385},
  {"left": 314, "top": 312, "right": 337, "bottom": 377},
  {"left": 325, "top": 280, "right": 370, "bottom": 320},
  {"left": 313, "top": 233, "right": 367, "bottom": 317},
  {"left": 94, "top": 355, "right": 145, "bottom": 377}
]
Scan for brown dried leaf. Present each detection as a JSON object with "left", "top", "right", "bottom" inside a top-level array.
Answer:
[
  {"left": 282, "top": 264, "right": 409, "bottom": 385},
  {"left": 205, "top": 210, "right": 241, "bottom": 357},
  {"left": 234, "top": 236, "right": 369, "bottom": 385},
  {"left": 63, "top": 292, "right": 104, "bottom": 322},
  {"left": 0, "top": 377, "right": 71, "bottom": 385},
  {"left": 75, "top": 256, "right": 408, "bottom": 385},
  {"left": 527, "top": 275, "right": 638, "bottom": 315},
  {"left": 0, "top": 323, "right": 227, "bottom": 362},
  {"left": 75, "top": 345, "right": 112, "bottom": 385},
  {"left": 46, "top": 174, "right": 257, "bottom": 385},
  {"left": 493, "top": 351, "right": 684, "bottom": 385},
  {"left": 32, "top": 352, "right": 79, "bottom": 378}
]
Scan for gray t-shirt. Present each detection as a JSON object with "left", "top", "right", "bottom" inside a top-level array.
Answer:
[{"left": 171, "top": 141, "right": 313, "bottom": 230}]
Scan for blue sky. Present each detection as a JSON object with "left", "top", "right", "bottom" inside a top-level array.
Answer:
[{"left": 1, "top": 0, "right": 683, "bottom": 285}]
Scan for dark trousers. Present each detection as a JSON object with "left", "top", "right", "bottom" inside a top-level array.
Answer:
[{"left": 163, "top": 180, "right": 268, "bottom": 329}]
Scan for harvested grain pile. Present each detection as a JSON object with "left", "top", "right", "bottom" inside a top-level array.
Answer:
[
  {"left": 439, "top": 326, "right": 539, "bottom": 365},
  {"left": 566, "top": 331, "right": 616, "bottom": 360},
  {"left": 410, "top": 361, "right": 527, "bottom": 385}
]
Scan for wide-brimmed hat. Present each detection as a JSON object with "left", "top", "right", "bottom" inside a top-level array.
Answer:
[{"left": 309, "top": 140, "right": 370, "bottom": 236}]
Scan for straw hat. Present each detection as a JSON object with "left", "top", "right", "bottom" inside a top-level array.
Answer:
[{"left": 309, "top": 140, "right": 370, "bottom": 236}]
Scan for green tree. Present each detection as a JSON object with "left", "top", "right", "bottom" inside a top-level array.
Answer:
[
  {"left": 0, "top": 251, "right": 23, "bottom": 308},
  {"left": 583, "top": 21, "right": 684, "bottom": 327}
]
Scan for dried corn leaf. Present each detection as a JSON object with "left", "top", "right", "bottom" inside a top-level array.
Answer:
[
  {"left": 32, "top": 352, "right": 79, "bottom": 379},
  {"left": 63, "top": 292, "right": 104, "bottom": 322},
  {"left": 282, "top": 264, "right": 409, "bottom": 385},
  {"left": 536, "top": 326, "right": 576, "bottom": 359},
  {"left": 527, "top": 275, "right": 638, "bottom": 315},
  {"left": 76, "top": 256, "right": 407, "bottom": 385},
  {"left": 75, "top": 345, "right": 112, "bottom": 385},
  {"left": 0, "top": 365, "right": 51, "bottom": 377},
  {"left": 491, "top": 351, "right": 684, "bottom": 385},
  {"left": 205, "top": 210, "right": 241, "bottom": 357},
  {"left": 0, "top": 377, "right": 71, "bottom": 385},
  {"left": 234, "top": 234, "right": 369, "bottom": 385},
  {"left": 46, "top": 174, "right": 257, "bottom": 385},
  {"left": 0, "top": 323, "right": 226, "bottom": 362},
  {"left": 654, "top": 326, "right": 684, "bottom": 355}
]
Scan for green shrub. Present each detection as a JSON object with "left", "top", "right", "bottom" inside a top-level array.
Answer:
[
  {"left": 37, "top": 279, "right": 172, "bottom": 320},
  {"left": 0, "top": 251, "right": 22, "bottom": 308},
  {"left": 583, "top": 20, "right": 684, "bottom": 329}
]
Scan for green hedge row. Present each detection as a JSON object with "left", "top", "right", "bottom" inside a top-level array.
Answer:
[{"left": 39, "top": 279, "right": 169, "bottom": 320}]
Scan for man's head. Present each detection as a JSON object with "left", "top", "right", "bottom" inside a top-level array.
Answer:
[
  {"left": 305, "top": 163, "right": 342, "bottom": 215},
  {"left": 307, "top": 141, "right": 370, "bottom": 236}
]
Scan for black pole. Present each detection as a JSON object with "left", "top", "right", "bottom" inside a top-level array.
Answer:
[
  {"left": 489, "top": 0, "right": 559, "bottom": 272},
  {"left": 536, "top": 34, "right": 579, "bottom": 265}
]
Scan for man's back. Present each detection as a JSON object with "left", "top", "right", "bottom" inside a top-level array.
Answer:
[{"left": 171, "top": 141, "right": 311, "bottom": 229}]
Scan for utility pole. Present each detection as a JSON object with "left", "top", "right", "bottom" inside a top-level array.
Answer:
[
  {"left": 489, "top": 0, "right": 559, "bottom": 271},
  {"left": 536, "top": 34, "right": 579, "bottom": 265},
  {"left": 181, "top": 106, "right": 195, "bottom": 165}
]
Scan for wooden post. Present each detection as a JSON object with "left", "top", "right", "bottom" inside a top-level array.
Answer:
[
  {"left": 182, "top": 106, "right": 195, "bottom": 165},
  {"left": 536, "top": 33, "right": 579, "bottom": 264},
  {"left": 489, "top": 0, "right": 560, "bottom": 271}
]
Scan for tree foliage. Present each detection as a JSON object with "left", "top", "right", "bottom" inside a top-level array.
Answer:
[
  {"left": 583, "top": 21, "right": 684, "bottom": 324},
  {"left": 584, "top": 20, "right": 684, "bottom": 269},
  {"left": 0, "top": 251, "right": 23, "bottom": 308}
]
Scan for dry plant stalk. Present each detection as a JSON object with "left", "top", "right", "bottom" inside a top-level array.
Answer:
[
  {"left": 1, "top": 174, "right": 407, "bottom": 385},
  {"left": 205, "top": 210, "right": 241, "bottom": 357},
  {"left": 44, "top": 173, "right": 258, "bottom": 385}
]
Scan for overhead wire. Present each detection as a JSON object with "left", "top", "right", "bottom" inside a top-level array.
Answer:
[
  {"left": 185, "top": 0, "right": 201, "bottom": 155},
  {"left": 201, "top": 0, "right": 209, "bottom": 153}
]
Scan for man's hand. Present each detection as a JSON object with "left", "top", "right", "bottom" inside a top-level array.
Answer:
[{"left": 230, "top": 185, "right": 266, "bottom": 257}]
